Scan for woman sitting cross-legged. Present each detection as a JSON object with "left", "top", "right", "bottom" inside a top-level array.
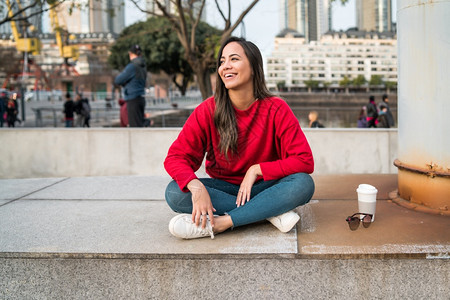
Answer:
[{"left": 164, "top": 37, "right": 315, "bottom": 239}]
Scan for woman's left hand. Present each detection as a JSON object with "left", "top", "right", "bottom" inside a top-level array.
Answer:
[{"left": 237, "top": 164, "right": 262, "bottom": 207}]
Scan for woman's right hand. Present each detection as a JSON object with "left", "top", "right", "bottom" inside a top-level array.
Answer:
[{"left": 187, "top": 179, "right": 216, "bottom": 229}]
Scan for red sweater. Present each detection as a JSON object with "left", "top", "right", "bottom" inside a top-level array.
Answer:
[{"left": 164, "top": 96, "right": 314, "bottom": 191}]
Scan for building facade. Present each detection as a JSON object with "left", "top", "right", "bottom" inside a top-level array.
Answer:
[
  {"left": 0, "top": 0, "right": 43, "bottom": 35},
  {"left": 266, "top": 30, "right": 397, "bottom": 91},
  {"left": 57, "top": 0, "right": 125, "bottom": 35},
  {"left": 356, "top": 0, "right": 392, "bottom": 32},
  {"left": 146, "top": 0, "right": 205, "bottom": 20},
  {"left": 279, "top": 0, "right": 331, "bottom": 42}
]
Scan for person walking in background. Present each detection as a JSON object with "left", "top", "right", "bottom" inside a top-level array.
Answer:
[
  {"left": 377, "top": 104, "right": 390, "bottom": 128},
  {"left": 0, "top": 91, "right": 7, "bottom": 127},
  {"left": 118, "top": 98, "right": 128, "bottom": 127},
  {"left": 308, "top": 110, "right": 324, "bottom": 128},
  {"left": 11, "top": 94, "right": 21, "bottom": 126},
  {"left": 380, "top": 94, "right": 395, "bottom": 127},
  {"left": 366, "top": 95, "right": 378, "bottom": 128},
  {"left": 6, "top": 98, "right": 17, "bottom": 127},
  {"left": 164, "top": 37, "right": 315, "bottom": 240},
  {"left": 81, "top": 96, "right": 91, "bottom": 128},
  {"left": 63, "top": 93, "right": 74, "bottom": 127},
  {"left": 357, "top": 106, "right": 368, "bottom": 128},
  {"left": 73, "top": 94, "right": 84, "bottom": 127},
  {"left": 114, "top": 44, "right": 147, "bottom": 127}
]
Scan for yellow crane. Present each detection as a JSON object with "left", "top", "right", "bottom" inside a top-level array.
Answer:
[
  {"left": 49, "top": 2, "right": 79, "bottom": 64},
  {"left": 3, "top": 0, "right": 48, "bottom": 91},
  {"left": 6, "top": 0, "right": 41, "bottom": 55}
]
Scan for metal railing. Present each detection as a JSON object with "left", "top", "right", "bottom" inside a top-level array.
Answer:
[{"left": 27, "top": 96, "right": 203, "bottom": 128}]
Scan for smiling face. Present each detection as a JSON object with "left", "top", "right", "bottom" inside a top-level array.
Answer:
[{"left": 218, "top": 42, "right": 253, "bottom": 92}]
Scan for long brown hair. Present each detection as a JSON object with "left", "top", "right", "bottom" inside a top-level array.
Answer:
[{"left": 214, "top": 37, "right": 273, "bottom": 158}]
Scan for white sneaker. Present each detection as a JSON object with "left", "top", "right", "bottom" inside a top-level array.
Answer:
[
  {"left": 169, "top": 214, "right": 215, "bottom": 239},
  {"left": 267, "top": 210, "right": 300, "bottom": 233}
]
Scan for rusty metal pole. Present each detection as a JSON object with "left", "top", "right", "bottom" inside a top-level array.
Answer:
[{"left": 394, "top": 0, "right": 450, "bottom": 215}]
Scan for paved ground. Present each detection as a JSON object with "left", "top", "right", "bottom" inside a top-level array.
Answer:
[{"left": 0, "top": 174, "right": 449, "bottom": 257}]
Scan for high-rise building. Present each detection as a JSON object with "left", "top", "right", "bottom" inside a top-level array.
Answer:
[
  {"left": 0, "top": 0, "right": 43, "bottom": 35},
  {"left": 146, "top": 0, "right": 205, "bottom": 21},
  {"left": 279, "top": 0, "right": 331, "bottom": 42},
  {"left": 56, "top": 0, "right": 125, "bottom": 34},
  {"left": 356, "top": 0, "right": 392, "bottom": 32},
  {"left": 146, "top": 0, "right": 170, "bottom": 14}
]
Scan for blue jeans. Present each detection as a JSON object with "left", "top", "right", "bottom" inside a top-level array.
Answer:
[{"left": 165, "top": 173, "right": 315, "bottom": 228}]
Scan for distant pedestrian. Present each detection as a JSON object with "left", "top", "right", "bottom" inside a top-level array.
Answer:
[
  {"left": 118, "top": 98, "right": 128, "bottom": 127},
  {"left": 366, "top": 95, "right": 378, "bottom": 128},
  {"left": 0, "top": 92, "right": 7, "bottom": 127},
  {"left": 380, "top": 94, "right": 395, "bottom": 127},
  {"left": 308, "top": 111, "right": 324, "bottom": 128},
  {"left": 73, "top": 94, "right": 84, "bottom": 127},
  {"left": 6, "top": 98, "right": 17, "bottom": 127},
  {"left": 63, "top": 93, "right": 74, "bottom": 127},
  {"left": 114, "top": 44, "right": 147, "bottom": 127},
  {"left": 11, "top": 94, "right": 21, "bottom": 126},
  {"left": 377, "top": 104, "right": 390, "bottom": 128},
  {"left": 357, "top": 106, "right": 368, "bottom": 128},
  {"left": 81, "top": 97, "right": 91, "bottom": 127}
]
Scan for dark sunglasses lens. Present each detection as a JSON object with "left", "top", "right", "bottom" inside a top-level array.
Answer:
[
  {"left": 362, "top": 215, "right": 372, "bottom": 228},
  {"left": 347, "top": 217, "right": 360, "bottom": 230}
]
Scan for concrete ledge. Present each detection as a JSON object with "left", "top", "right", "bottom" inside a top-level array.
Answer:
[
  {"left": 1, "top": 258, "right": 448, "bottom": 299},
  {"left": 1, "top": 174, "right": 449, "bottom": 299},
  {"left": 0, "top": 128, "right": 398, "bottom": 178}
]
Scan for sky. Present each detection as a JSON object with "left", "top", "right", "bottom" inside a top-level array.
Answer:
[{"left": 125, "top": 0, "right": 397, "bottom": 58}]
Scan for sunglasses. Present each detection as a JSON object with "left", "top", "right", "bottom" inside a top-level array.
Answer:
[{"left": 345, "top": 213, "right": 373, "bottom": 230}]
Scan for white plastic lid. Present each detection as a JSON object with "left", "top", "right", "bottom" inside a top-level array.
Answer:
[
  {"left": 356, "top": 184, "right": 378, "bottom": 194},
  {"left": 358, "top": 184, "right": 377, "bottom": 191}
]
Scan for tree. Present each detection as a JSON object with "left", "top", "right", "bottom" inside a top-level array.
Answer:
[
  {"left": 352, "top": 75, "right": 366, "bottom": 88},
  {"left": 1, "top": 0, "right": 123, "bottom": 26},
  {"left": 276, "top": 81, "right": 286, "bottom": 92},
  {"left": 303, "top": 79, "right": 320, "bottom": 93},
  {"left": 322, "top": 81, "right": 331, "bottom": 93},
  {"left": 129, "top": 0, "right": 260, "bottom": 99},
  {"left": 109, "top": 16, "right": 220, "bottom": 95},
  {"left": 385, "top": 81, "right": 397, "bottom": 94},
  {"left": 0, "top": 0, "right": 66, "bottom": 26},
  {"left": 369, "top": 75, "right": 383, "bottom": 86},
  {"left": 339, "top": 76, "right": 351, "bottom": 94}
]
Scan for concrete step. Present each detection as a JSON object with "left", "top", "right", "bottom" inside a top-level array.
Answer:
[{"left": 0, "top": 174, "right": 448, "bottom": 299}]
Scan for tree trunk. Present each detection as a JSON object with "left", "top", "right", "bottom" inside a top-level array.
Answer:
[{"left": 191, "top": 62, "right": 213, "bottom": 100}]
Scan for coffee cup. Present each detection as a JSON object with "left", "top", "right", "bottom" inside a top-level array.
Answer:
[{"left": 356, "top": 184, "right": 377, "bottom": 221}]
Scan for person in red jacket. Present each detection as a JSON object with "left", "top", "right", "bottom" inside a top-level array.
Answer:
[{"left": 164, "top": 37, "right": 315, "bottom": 239}]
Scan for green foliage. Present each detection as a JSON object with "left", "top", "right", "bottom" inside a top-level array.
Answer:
[
  {"left": 109, "top": 17, "right": 176, "bottom": 71},
  {"left": 108, "top": 16, "right": 221, "bottom": 94},
  {"left": 339, "top": 76, "right": 351, "bottom": 87},
  {"left": 369, "top": 75, "right": 384, "bottom": 86},
  {"left": 322, "top": 81, "right": 331, "bottom": 88},
  {"left": 385, "top": 81, "right": 397, "bottom": 89},
  {"left": 276, "top": 81, "right": 286, "bottom": 91},
  {"left": 352, "top": 75, "right": 366, "bottom": 87},
  {"left": 304, "top": 79, "right": 320, "bottom": 89},
  {"left": 108, "top": 17, "right": 193, "bottom": 93}
]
